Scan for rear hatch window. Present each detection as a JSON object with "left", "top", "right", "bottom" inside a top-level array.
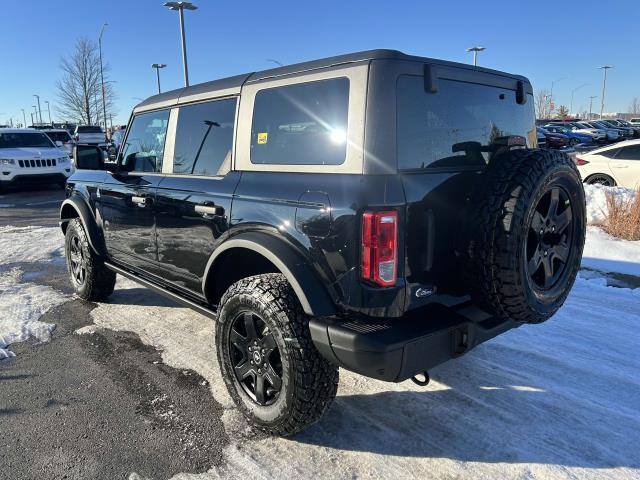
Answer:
[
  {"left": 77, "top": 126, "right": 103, "bottom": 133},
  {"left": 397, "top": 76, "right": 535, "bottom": 170}
]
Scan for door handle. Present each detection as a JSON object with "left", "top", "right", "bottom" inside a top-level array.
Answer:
[
  {"left": 131, "top": 196, "right": 149, "bottom": 205},
  {"left": 611, "top": 164, "right": 629, "bottom": 168},
  {"left": 195, "top": 204, "right": 222, "bottom": 216}
]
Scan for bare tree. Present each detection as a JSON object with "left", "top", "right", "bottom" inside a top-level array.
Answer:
[
  {"left": 629, "top": 97, "right": 640, "bottom": 115},
  {"left": 56, "top": 37, "right": 116, "bottom": 125},
  {"left": 534, "top": 89, "right": 551, "bottom": 119}
]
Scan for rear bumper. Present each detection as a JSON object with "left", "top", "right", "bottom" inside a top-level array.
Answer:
[{"left": 309, "top": 304, "right": 519, "bottom": 382}]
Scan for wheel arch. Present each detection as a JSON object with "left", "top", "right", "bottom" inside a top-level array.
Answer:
[
  {"left": 584, "top": 172, "right": 617, "bottom": 186},
  {"left": 203, "top": 232, "right": 337, "bottom": 317},
  {"left": 60, "top": 197, "right": 105, "bottom": 256}
]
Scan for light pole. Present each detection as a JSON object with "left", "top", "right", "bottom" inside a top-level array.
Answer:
[
  {"left": 466, "top": 46, "right": 485, "bottom": 66},
  {"left": 164, "top": 2, "right": 198, "bottom": 87},
  {"left": 30, "top": 112, "right": 34, "bottom": 125},
  {"left": 99, "top": 23, "right": 108, "bottom": 129},
  {"left": 151, "top": 63, "right": 167, "bottom": 94},
  {"left": 21, "top": 109, "right": 26, "bottom": 128},
  {"left": 33, "top": 95, "right": 42, "bottom": 124},
  {"left": 570, "top": 83, "right": 588, "bottom": 116},
  {"left": 32, "top": 105, "right": 38, "bottom": 124},
  {"left": 588, "top": 95, "right": 598, "bottom": 120},
  {"left": 598, "top": 65, "right": 613, "bottom": 119},
  {"left": 45, "top": 100, "right": 52, "bottom": 124}
]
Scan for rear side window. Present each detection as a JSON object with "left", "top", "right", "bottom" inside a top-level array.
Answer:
[
  {"left": 121, "top": 110, "right": 170, "bottom": 173},
  {"left": 250, "top": 78, "right": 349, "bottom": 165},
  {"left": 45, "top": 131, "right": 72, "bottom": 143},
  {"left": 172, "top": 98, "right": 236, "bottom": 176},
  {"left": 616, "top": 145, "right": 640, "bottom": 160},
  {"left": 397, "top": 76, "right": 535, "bottom": 170}
]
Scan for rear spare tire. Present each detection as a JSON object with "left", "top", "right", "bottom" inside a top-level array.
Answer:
[{"left": 462, "top": 149, "right": 585, "bottom": 324}]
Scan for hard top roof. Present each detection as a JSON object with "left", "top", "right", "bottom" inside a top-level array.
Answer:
[{"left": 134, "top": 49, "right": 530, "bottom": 113}]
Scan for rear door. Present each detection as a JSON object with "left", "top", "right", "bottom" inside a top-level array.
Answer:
[
  {"left": 100, "top": 109, "right": 170, "bottom": 271},
  {"left": 610, "top": 144, "right": 640, "bottom": 188},
  {"left": 395, "top": 67, "right": 536, "bottom": 304},
  {"left": 154, "top": 98, "right": 240, "bottom": 294}
]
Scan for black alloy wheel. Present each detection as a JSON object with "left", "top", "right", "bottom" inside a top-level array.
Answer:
[
  {"left": 68, "top": 234, "right": 87, "bottom": 288},
  {"left": 525, "top": 186, "right": 574, "bottom": 290},
  {"left": 587, "top": 174, "right": 615, "bottom": 186},
  {"left": 229, "top": 311, "right": 283, "bottom": 406}
]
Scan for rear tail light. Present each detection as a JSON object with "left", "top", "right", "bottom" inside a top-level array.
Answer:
[
  {"left": 575, "top": 156, "right": 589, "bottom": 166},
  {"left": 362, "top": 210, "right": 398, "bottom": 287}
]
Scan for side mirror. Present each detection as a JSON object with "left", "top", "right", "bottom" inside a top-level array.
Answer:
[
  {"left": 73, "top": 144, "right": 112, "bottom": 170},
  {"left": 55, "top": 140, "right": 64, "bottom": 147},
  {"left": 107, "top": 145, "right": 117, "bottom": 161}
]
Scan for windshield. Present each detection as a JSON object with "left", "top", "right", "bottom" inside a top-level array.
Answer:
[
  {"left": 77, "top": 126, "right": 103, "bottom": 133},
  {"left": 0, "top": 132, "right": 55, "bottom": 149}
]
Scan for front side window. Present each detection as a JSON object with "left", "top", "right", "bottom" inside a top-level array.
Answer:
[
  {"left": 172, "top": 98, "right": 236, "bottom": 176},
  {"left": 250, "top": 77, "right": 349, "bottom": 165},
  {"left": 121, "top": 110, "right": 170, "bottom": 173},
  {"left": 397, "top": 76, "right": 535, "bottom": 170},
  {"left": 0, "top": 132, "right": 54, "bottom": 149}
]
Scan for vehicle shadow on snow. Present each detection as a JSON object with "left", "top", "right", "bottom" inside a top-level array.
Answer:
[{"left": 294, "top": 352, "right": 639, "bottom": 469}]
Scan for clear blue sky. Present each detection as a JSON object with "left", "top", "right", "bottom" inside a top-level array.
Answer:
[{"left": 1, "top": 0, "right": 639, "bottom": 126}]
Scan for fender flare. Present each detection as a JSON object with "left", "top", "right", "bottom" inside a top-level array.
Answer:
[
  {"left": 203, "top": 232, "right": 337, "bottom": 317},
  {"left": 59, "top": 197, "right": 105, "bottom": 256}
]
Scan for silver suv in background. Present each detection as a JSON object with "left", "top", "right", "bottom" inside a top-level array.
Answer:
[{"left": 73, "top": 125, "right": 106, "bottom": 145}]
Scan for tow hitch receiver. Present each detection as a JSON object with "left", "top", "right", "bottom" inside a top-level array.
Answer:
[{"left": 411, "top": 372, "right": 430, "bottom": 386}]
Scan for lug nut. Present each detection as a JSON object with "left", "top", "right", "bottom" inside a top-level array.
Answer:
[
  {"left": 544, "top": 250, "right": 548, "bottom": 256},
  {"left": 540, "top": 229, "right": 544, "bottom": 235},
  {"left": 551, "top": 226, "right": 555, "bottom": 232},
  {"left": 263, "top": 363, "right": 268, "bottom": 368},
  {"left": 258, "top": 369, "right": 262, "bottom": 374}
]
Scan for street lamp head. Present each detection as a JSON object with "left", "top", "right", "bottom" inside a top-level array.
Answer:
[
  {"left": 164, "top": 1, "right": 197, "bottom": 10},
  {"left": 466, "top": 46, "right": 485, "bottom": 52},
  {"left": 152, "top": 63, "right": 167, "bottom": 69},
  {"left": 598, "top": 65, "right": 613, "bottom": 70}
]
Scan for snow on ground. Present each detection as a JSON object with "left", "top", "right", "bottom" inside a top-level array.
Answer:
[
  {"left": 583, "top": 226, "right": 640, "bottom": 277},
  {"left": 0, "top": 268, "right": 65, "bottom": 359},
  {"left": 0, "top": 225, "right": 66, "bottom": 359},
  {"left": 88, "top": 275, "right": 640, "bottom": 480},
  {"left": 0, "top": 225, "right": 64, "bottom": 264}
]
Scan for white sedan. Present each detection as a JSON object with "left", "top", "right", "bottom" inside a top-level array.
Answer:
[{"left": 575, "top": 139, "right": 640, "bottom": 188}]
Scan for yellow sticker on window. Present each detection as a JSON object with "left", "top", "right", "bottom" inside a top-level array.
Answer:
[{"left": 257, "top": 132, "right": 268, "bottom": 144}]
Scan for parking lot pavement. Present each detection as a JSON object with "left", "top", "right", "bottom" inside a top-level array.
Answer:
[
  {"left": 0, "top": 185, "right": 65, "bottom": 227},
  {"left": 0, "top": 187, "right": 229, "bottom": 479}
]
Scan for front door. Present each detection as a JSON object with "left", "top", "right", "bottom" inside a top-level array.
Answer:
[
  {"left": 100, "top": 109, "right": 170, "bottom": 271},
  {"left": 154, "top": 97, "right": 240, "bottom": 295}
]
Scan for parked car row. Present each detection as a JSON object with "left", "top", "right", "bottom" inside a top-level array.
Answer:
[{"left": 539, "top": 119, "right": 640, "bottom": 151}]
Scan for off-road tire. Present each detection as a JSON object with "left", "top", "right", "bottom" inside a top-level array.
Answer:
[
  {"left": 462, "top": 149, "right": 586, "bottom": 324},
  {"left": 64, "top": 218, "right": 116, "bottom": 301},
  {"left": 216, "top": 273, "right": 339, "bottom": 436}
]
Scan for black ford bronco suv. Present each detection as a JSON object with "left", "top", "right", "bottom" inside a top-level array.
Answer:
[{"left": 61, "top": 50, "right": 585, "bottom": 436}]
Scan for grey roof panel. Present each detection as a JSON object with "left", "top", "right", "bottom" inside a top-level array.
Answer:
[{"left": 134, "top": 49, "right": 530, "bottom": 112}]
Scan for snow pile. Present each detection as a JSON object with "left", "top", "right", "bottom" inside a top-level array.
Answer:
[
  {"left": 0, "top": 268, "right": 64, "bottom": 359},
  {"left": 0, "top": 225, "right": 63, "bottom": 264},
  {"left": 583, "top": 183, "right": 637, "bottom": 225}
]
